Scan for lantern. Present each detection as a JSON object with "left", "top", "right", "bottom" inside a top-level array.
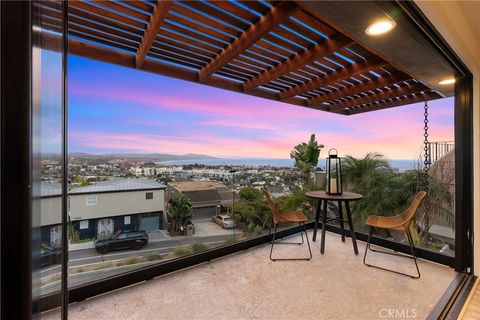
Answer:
[{"left": 326, "top": 149, "right": 342, "bottom": 195}]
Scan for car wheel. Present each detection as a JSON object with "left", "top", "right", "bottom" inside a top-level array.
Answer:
[{"left": 98, "top": 246, "right": 109, "bottom": 254}]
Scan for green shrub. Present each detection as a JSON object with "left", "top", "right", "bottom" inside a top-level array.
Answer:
[
  {"left": 223, "top": 238, "right": 235, "bottom": 246},
  {"left": 247, "top": 222, "right": 256, "bottom": 234},
  {"left": 254, "top": 225, "right": 264, "bottom": 235},
  {"left": 174, "top": 247, "right": 193, "bottom": 256},
  {"left": 191, "top": 243, "right": 208, "bottom": 253},
  {"left": 72, "top": 237, "right": 96, "bottom": 244},
  {"left": 97, "top": 262, "right": 114, "bottom": 270},
  {"left": 124, "top": 256, "right": 139, "bottom": 265},
  {"left": 146, "top": 254, "right": 160, "bottom": 261}
]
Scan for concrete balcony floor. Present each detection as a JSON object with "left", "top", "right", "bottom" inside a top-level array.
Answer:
[{"left": 45, "top": 231, "right": 455, "bottom": 320}]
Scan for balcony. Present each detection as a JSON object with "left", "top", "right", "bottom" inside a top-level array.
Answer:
[
  {"left": 0, "top": 0, "right": 476, "bottom": 319},
  {"left": 44, "top": 231, "right": 455, "bottom": 320}
]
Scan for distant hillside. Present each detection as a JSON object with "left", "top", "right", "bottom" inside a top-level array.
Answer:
[{"left": 43, "top": 153, "right": 216, "bottom": 164}]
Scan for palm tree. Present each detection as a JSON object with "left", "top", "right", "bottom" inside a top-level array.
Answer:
[
  {"left": 167, "top": 193, "right": 193, "bottom": 235},
  {"left": 290, "top": 134, "right": 324, "bottom": 183},
  {"left": 342, "top": 152, "right": 391, "bottom": 189}
]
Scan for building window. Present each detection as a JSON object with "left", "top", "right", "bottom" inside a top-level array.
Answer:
[
  {"left": 50, "top": 225, "right": 61, "bottom": 248},
  {"left": 79, "top": 220, "right": 89, "bottom": 230},
  {"left": 146, "top": 192, "right": 153, "bottom": 200},
  {"left": 86, "top": 195, "right": 97, "bottom": 206},
  {"left": 124, "top": 216, "right": 131, "bottom": 225}
]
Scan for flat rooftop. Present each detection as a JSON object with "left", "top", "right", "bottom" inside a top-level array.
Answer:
[{"left": 170, "top": 181, "right": 229, "bottom": 192}]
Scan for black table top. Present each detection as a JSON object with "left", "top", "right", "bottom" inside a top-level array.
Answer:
[{"left": 305, "top": 190, "right": 363, "bottom": 201}]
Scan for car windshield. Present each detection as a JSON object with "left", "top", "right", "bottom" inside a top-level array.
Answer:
[{"left": 223, "top": 217, "right": 232, "bottom": 221}]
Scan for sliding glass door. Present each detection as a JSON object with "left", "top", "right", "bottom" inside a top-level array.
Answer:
[{"left": 32, "top": 0, "right": 67, "bottom": 317}]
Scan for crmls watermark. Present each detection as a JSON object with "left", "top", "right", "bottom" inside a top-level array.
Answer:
[{"left": 378, "top": 308, "right": 417, "bottom": 319}]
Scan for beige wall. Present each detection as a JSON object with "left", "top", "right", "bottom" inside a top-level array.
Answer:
[
  {"left": 69, "top": 190, "right": 165, "bottom": 221},
  {"left": 40, "top": 189, "right": 165, "bottom": 225},
  {"left": 415, "top": 1, "right": 480, "bottom": 273},
  {"left": 40, "top": 197, "right": 62, "bottom": 226}
]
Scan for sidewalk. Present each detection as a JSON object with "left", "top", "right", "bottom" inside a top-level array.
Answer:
[{"left": 148, "top": 218, "right": 238, "bottom": 243}]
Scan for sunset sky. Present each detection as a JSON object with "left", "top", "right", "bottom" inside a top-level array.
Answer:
[{"left": 67, "top": 55, "right": 454, "bottom": 160}]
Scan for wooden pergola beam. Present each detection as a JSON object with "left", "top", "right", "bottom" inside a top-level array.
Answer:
[
  {"left": 279, "top": 56, "right": 388, "bottom": 100},
  {"left": 135, "top": 0, "right": 173, "bottom": 68},
  {"left": 307, "top": 71, "right": 411, "bottom": 107},
  {"left": 243, "top": 34, "right": 354, "bottom": 91},
  {"left": 328, "top": 81, "right": 431, "bottom": 111},
  {"left": 344, "top": 91, "right": 442, "bottom": 115},
  {"left": 197, "top": 1, "right": 300, "bottom": 82}
]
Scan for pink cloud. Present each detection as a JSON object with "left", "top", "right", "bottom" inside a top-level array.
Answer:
[{"left": 69, "top": 77, "right": 455, "bottom": 159}]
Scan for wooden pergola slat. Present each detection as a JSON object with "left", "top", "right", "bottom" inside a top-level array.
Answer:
[
  {"left": 307, "top": 71, "right": 411, "bottom": 106},
  {"left": 162, "top": 21, "right": 227, "bottom": 49},
  {"left": 179, "top": 1, "right": 251, "bottom": 30},
  {"left": 91, "top": 0, "right": 149, "bottom": 21},
  {"left": 279, "top": 56, "right": 388, "bottom": 99},
  {"left": 68, "top": 6, "right": 144, "bottom": 37},
  {"left": 158, "top": 29, "right": 220, "bottom": 54},
  {"left": 167, "top": 12, "right": 234, "bottom": 43},
  {"left": 119, "top": 0, "right": 153, "bottom": 13},
  {"left": 136, "top": 0, "right": 173, "bottom": 68},
  {"left": 170, "top": 3, "right": 241, "bottom": 37},
  {"left": 243, "top": 33, "right": 353, "bottom": 91},
  {"left": 153, "top": 36, "right": 217, "bottom": 59},
  {"left": 328, "top": 81, "right": 431, "bottom": 111},
  {"left": 69, "top": 1, "right": 146, "bottom": 29},
  {"left": 344, "top": 91, "right": 442, "bottom": 115},
  {"left": 198, "top": 1, "right": 300, "bottom": 82},
  {"left": 212, "top": 1, "right": 259, "bottom": 22},
  {"left": 237, "top": 1, "right": 272, "bottom": 16}
]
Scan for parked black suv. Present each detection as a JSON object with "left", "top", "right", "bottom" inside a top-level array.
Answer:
[
  {"left": 95, "top": 231, "right": 148, "bottom": 254},
  {"left": 36, "top": 245, "right": 62, "bottom": 268}
]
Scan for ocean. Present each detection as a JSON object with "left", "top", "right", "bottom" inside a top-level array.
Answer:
[{"left": 157, "top": 158, "right": 417, "bottom": 170}]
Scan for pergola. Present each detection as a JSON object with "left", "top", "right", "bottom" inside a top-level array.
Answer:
[{"left": 37, "top": 0, "right": 444, "bottom": 115}]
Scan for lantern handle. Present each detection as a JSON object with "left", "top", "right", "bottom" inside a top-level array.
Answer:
[{"left": 328, "top": 148, "right": 338, "bottom": 157}]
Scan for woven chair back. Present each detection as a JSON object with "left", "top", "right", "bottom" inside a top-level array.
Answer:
[
  {"left": 261, "top": 187, "right": 281, "bottom": 224},
  {"left": 400, "top": 191, "right": 427, "bottom": 228}
]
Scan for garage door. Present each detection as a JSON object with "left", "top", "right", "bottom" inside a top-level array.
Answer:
[{"left": 139, "top": 216, "right": 160, "bottom": 232}]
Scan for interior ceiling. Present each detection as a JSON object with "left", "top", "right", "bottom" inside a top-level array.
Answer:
[{"left": 36, "top": 0, "right": 451, "bottom": 116}]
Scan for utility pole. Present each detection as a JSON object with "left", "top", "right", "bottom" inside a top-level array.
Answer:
[{"left": 230, "top": 169, "right": 237, "bottom": 242}]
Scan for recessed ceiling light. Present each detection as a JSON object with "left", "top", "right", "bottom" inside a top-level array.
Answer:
[
  {"left": 365, "top": 19, "right": 396, "bottom": 36},
  {"left": 438, "top": 78, "right": 455, "bottom": 85}
]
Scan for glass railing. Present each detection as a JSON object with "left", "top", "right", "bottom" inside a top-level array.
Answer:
[
  {"left": 36, "top": 149, "right": 456, "bottom": 296},
  {"left": 324, "top": 156, "right": 455, "bottom": 258},
  {"left": 37, "top": 163, "right": 313, "bottom": 295}
]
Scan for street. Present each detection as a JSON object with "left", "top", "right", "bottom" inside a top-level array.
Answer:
[{"left": 38, "top": 225, "right": 245, "bottom": 296}]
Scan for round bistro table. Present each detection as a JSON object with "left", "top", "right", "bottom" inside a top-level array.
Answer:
[{"left": 305, "top": 191, "right": 363, "bottom": 255}]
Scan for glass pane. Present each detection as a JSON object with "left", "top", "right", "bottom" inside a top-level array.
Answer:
[
  {"left": 324, "top": 97, "right": 455, "bottom": 257},
  {"left": 65, "top": 64, "right": 239, "bottom": 285},
  {"left": 32, "top": 0, "right": 65, "bottom": 301}
]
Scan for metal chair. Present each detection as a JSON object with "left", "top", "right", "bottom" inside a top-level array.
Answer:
[
  {"left": 261, "top": 187, "right": 312, "bottom": 261},
  {"left": 363, "top": 191, "right": 427, "bottom": 278}
]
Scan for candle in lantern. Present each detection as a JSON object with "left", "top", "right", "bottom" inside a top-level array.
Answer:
[{"left": 330, "top": 178, "right": 337, "bottom": 194}]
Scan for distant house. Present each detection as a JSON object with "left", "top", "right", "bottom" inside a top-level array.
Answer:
[
  {"left": 40, "top": 178, "right": 166, "bottom": 246},
  {"left": 169, "top": 181, "right": 233, "bottom": 219},
  {"left": 131, "top": 166, "right": 157, "bottom": 177}
]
